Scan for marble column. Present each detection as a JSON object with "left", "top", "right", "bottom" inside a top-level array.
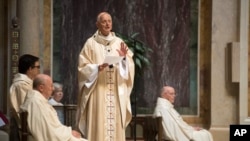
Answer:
[
  {"left": 17, "top": 0, "right": 52, "bottom": 75},
  {"left": 17, "top": 0, "right": 42, "bottom": 56}
]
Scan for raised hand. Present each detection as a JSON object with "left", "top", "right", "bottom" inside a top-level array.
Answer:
[{"left": 116, "top": 42, "right": 128, "bottom": 57}]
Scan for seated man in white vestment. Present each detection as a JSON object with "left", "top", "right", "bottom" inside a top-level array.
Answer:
[
  {"left": 153, "top": 85, "right": 213, "bottom": 141},
  {"left": 9, "top": 54, "right": 40, "bottom": 141},
  {"left": 20, "top": 74, "right": 87, "bottom": 141}
]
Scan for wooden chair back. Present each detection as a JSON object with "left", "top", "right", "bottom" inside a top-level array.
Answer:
[
  {"left": 10, "top": 108, "right": 21, "bottom": 140},
  {"left": 144, "top": 116, "right": 163, "bottom": 141},
  {"left": 126, "top": 116, "right": 163, "bottom": 141},
  {"left": 19, "top": 111, "right": 31, "bottom": 141}
]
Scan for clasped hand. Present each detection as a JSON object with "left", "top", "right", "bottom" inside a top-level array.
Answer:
[{"left": 72, "top": 130, "right": 82, "bottom": 138}]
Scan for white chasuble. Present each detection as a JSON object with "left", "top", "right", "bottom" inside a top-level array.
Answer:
[
  {"left": 77, "top": 30, "right": 135, "bottom": 141},
  {"left": 10, "top": 73, "right": 33, "bottom": 114}
]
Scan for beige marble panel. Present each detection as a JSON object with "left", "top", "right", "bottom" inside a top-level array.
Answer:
[
  {"left": 230, "top": 43, "right": 240, "bottom": 83},
  {"left": 239, "top": 0, "right": 250, "bottom": 124},
  {"left": 210, "top": 0, "right": 238, "bottom": 126},
  {"left": 248, "top": 0, "right": 250, "bottom": 117},
  {"left": 197, "top": 0, "right": 212, "bottom": 127}
]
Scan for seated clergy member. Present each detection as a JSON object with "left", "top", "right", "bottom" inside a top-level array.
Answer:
[
  {"left": 20, "top": 74, "right": 87, "bottom": 141},
  {"left": 153, "top": 85, "right": 213, "bottom": 141},
  {"left": 9, "top": 54, "right": 40, "bottom": 141}
]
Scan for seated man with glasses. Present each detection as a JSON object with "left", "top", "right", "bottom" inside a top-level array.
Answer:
[
  {"left": 10, "top": 54, "right": 41, "bottom": 114},
  {"left": 153, "top": 85, "right": 213, "bottom": 141},
  {"left": 9, "top": 54, "right": 40, "bottom": 141}
]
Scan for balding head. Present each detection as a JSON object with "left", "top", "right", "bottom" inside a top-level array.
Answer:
[
  {"left": 33, "top": 74, "right": 54, "bottom": 99},
  {"left": 96, "top": 12, "right": 111, "bottom": 22},
  {"left": 160, "top": 86, "right": 176, "bottom": 104}
]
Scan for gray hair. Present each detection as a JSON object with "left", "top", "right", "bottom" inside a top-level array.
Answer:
[
  {"left": 53, "top": 82, "right": 63, "bottom": 90},
  {"left": 160, "top": 85, "right": 174, "bottom": 97},
  {"left": 96, "top": 12, "right": 111, "bottom": 22}
]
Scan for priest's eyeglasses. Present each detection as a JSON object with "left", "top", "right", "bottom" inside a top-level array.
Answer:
[{"left": 32, "top": 65, "right": 40, "bottom": 69}]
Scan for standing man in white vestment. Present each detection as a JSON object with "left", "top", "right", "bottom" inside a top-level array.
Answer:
[
  {"left": 76, "top": 12, "right": 135, "bottom": 141},
  {"left": 153, "top": 86, "right": 213, "bottom": 141},
  {"left": 9, "top": 54, "right": 40, "bottom": 141},
  {"left": 20, "top": 74, "right": 87, "bottom": 141}
]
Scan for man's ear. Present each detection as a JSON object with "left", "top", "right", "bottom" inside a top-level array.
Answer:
[{"left": 38, "top": 84, "right": 44, "bottom": 92}]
